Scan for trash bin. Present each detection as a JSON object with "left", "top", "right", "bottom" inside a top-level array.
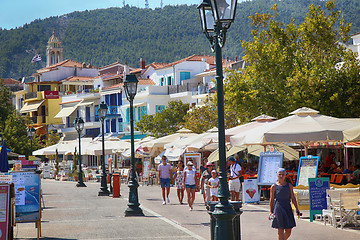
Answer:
[
  {"left": 112, "top": 173, "right": 120, "bottom": 198},
  {"left": 207, "top": 201, "right": 243, "bottom": 240}
]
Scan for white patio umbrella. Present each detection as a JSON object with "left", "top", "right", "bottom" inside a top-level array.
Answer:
[
  {"left": 230, "top": 107, "right": 360, "bottom": 155},
  {"left": 207, "top": 144, "right": 298, "bottom": 162},
  {"left": 343, "top": 125, "right": 360, "bottom": 142}
]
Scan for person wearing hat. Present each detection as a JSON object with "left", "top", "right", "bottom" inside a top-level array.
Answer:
[
  {"left": 183, "top": 161, "right": 198, "bottom": 211},
  {"left": 200, "top": 162, "right": 214, "bottom": 205},
  {"left": 228, "top": 156, "right": 242, "bottom": 201}
]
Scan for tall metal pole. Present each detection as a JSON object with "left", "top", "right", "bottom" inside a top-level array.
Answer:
[
  {"left": 30, "top": 137, "right": 33, "bottom": 155},
  {"left": 212, "top": 22, "right": 236, "bottom": 240},
  {"left": 77, "top": 129, "right": 86, "bottom": 187},
  {"left": 99, "top": 118, "right": 109, "bottom": 196},
  {"left": 125, "top": 97, "right": 143, "bottom": 216}
]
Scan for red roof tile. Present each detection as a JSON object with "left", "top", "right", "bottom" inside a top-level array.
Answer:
[
  {"left": 102, "top": 78, "right": 156, "bottom": 90},
  {"left": 61, "top": 76, "right": 94, "bottom": 82},
  {"left": 37, "top": 59, "right": 97, "bottom": 72},
  {"left": 2, "top": 78, "right": 21, "bottom": 85}
]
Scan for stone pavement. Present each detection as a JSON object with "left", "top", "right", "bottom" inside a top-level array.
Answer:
[{"left": 14, "top": 180, "right": 360, "bottom": 240}]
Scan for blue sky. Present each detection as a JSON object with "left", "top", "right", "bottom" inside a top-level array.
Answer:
[{"left": 0, "top": 0, "right": 199, "bottom": 30}]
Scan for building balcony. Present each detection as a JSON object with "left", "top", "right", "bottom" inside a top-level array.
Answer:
[
  {"left": 29, "top": 115, "right": 47, "bottom": 125},
  {"left": 25, "top": 92, "right": 42, "bottom": 100},
  {"left": 168, "top": 83, "right": 209, "bottom": 95},
  {"left": 107, "top": 106, "right": 121, "bottom": 116}
]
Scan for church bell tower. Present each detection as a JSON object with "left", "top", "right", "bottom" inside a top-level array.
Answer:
[{"left": 46, "top": 31, "right": 63, "bottom": 67}]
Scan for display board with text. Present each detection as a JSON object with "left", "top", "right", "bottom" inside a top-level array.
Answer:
[
  {"left": 308, "top": 177, "right": 330, "bottom": 222},
  {"left": 296, "top": 156, "right": 319, "bottom": 186},
  {"left": 9, "top": 171, "right": 40, "bottom": 222},
  {"left": 257, "top": 151, "right": 284, "bottom": 185}
]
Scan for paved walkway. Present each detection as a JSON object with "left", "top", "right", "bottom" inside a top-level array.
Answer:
[{"left": 14, "top": 180, "right": 360, "bottom": 240}]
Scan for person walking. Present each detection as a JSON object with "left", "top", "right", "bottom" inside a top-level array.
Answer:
[
  {"left": 228, "top": 157, "right": 242, "bottom": 201},
  {"left": 269, "top": 168, "right": 301, "bottom": 240},
  {"left": 173, "top": 160, "right": 185, "bottom": 204},
  {"left": 200, "top": 162, "right": 214, "bottom": 205},
  {"left": 157, "top": 156, "right": 172, "bottom": 205},
  {"left": 183, "top": 161, "right": 198, "bottom": 211},
  {"left": 208, "top": 170, "right": 219, "bottom": 201}
]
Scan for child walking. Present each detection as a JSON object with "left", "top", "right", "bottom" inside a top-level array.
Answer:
[{"left": 208, "top": 170, "right": 219, "bottom": 201}]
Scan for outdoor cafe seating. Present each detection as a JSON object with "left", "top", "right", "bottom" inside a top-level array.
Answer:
[{"left": 322, "top": 188, "right": 360, "bottom": 228}]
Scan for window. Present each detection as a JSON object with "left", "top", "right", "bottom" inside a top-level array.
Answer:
[
  {"left": 38, "top": 85, "right": 51, "bottom": 91},
  {"left": 94, "top": 105, "right": 99, "bottom": 121},
  {"left": 117, "top": 93, "right": 122, "bottom": 106},
  {"left": 110, "top": 94, "right": 116, "bottom": 106},
  {"left": 167, "top": 76, "right": 173, "bottom": 85},
  {"left": 156, "top": 105, "right": 165, "bottom": 113},
  {"left": 137, "top": 106, "right": 147, "bottom": 121},
  {"left": 111, "top": 119, "right": 116, "bottom": 132},
  {"left": 160, "top": 77, "right": 165, "bottom": 86},
  {"left": 105, "top": 95, "right": 110, "bottom": 105},
  {"left": 86, "top": 107, "right": 90, "bottom": 122},
  {"left": 105, "top": 119, "right": 110, "bottom": 133},
  {"left": 180, "top": 72, "right": 191, "bottom": 83}
]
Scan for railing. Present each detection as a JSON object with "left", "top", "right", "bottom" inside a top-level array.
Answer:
[
  {"left": 108, "top": 106, "right": 121, "bottom": 115},
  {"left": 29, "top": 115, "right": 47, "bottom": 124},
  {"left": 168, "top": 83, "right": 204, "bottom": 95},
  {"left": 24, "top": 92, "right": 38, "bottom": 100}
]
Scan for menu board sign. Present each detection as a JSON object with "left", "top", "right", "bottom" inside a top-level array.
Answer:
[
  {"left": 143, "top": 158, "right": 150, "bottom": 179},
  {"left": 308, "top": 177, "right": 330, "bottom": 222},
  {"left": 0, "top": 184, "right": 10, "bottom": 240},
  {"left": 10, "top": 171, "right": 40, "bottom": 222},
  {"left": 257, "top": 151, "right": 284, "bottom": 185},
  {"left": 296, "top": 156, "right": 319, "bottom": 186}
]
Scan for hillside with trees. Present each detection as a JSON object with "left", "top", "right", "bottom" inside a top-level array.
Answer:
[{"left": 0, "top": 0, "right": 359, "bottom": 79}]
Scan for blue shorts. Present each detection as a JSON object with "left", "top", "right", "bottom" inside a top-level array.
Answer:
[
  {"left": 185, "top": 184, "right": 196, "bottom": 190},
  {"left": 160, "top": 178, "right": 170, "bottom": 188}
]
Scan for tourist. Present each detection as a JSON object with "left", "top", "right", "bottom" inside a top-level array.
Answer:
[
  {"left": 269, "top": 168, "right": 300, "bottom": 240},
  {"left": 173, "top": 160, "right": 185, "bottom": 204},
  {"left": 183, "top": 161, "right": 198, "bottom": 211},
  {"left": 228, "top": 156, "right": 242, "bottom": 201},
  {"left": 157, "top": 155, "right": 172, "bottom": 205},
  {"left": 208, "top": 170, "right": 219, "bottom": 201},
  {"left": 200, "top": 162, "right": 214, "bottom": 205},
  {"left": 323, "top": 152, "right": 335, "bottom": 172}
]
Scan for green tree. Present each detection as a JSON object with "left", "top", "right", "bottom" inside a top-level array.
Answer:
[
  {"left": 45, "top": 130, "right": 60, "bottom": 147},
  {"left": 136, "top": 100, "right": 189, "bottom": 137},
  {"left": 184, "top": 105, "right": 218, "bottom": 134},
  {"left": 224, "top": 1, "right": 360, "bottom": 122},
  {"left": 3, "top": 111, "right": 32, "bottom": 155},
  {"left": 0, "top": 79, "right": 13, "bottom": 129}
]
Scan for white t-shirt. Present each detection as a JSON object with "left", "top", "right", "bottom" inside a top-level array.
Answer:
[
  {"left": 184, "top": 169, "right": 196, "bottom": 185},
  {"left": 230, "top": 163, "right": 242, "bottom": 183}
]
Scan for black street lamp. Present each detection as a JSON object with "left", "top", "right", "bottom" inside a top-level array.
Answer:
[
  {"left": 198, "top": 0, "right": 238, "bottom": 239},
  {"left": 124, "top": 74, "right": 144, "bottom": 216},
  {"left": 98, "top": 101, "right": 110, "bottom": 196},
  {"left": 27, "top": 126, "right": 36, "bottom": 155},
  {"left": 74, "top": 117, "right": 86, "bottom": 187}
]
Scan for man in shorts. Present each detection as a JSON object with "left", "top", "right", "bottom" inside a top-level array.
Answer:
[
  {"left": 228, "top": 156, "right": 242, "bottom": 201},
  {"left": 157, "top": 156, "right": 172, "bottom": 205}
]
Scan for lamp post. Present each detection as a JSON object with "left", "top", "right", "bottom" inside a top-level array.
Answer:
[
  {"left": 198, "top": 0, "right": 238, "bottom": 239},
  {"left": 124, "top": 74, "right": 144, "bottom": 216},
  {"left": 27, "top": 126, "right": 36, "bottom": 155},
  {"left": 74, "top": 117, "right": 86, "bottom": 187},
  {"left": 98, "top": 102, "right": 110, "bottom": 196}
]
